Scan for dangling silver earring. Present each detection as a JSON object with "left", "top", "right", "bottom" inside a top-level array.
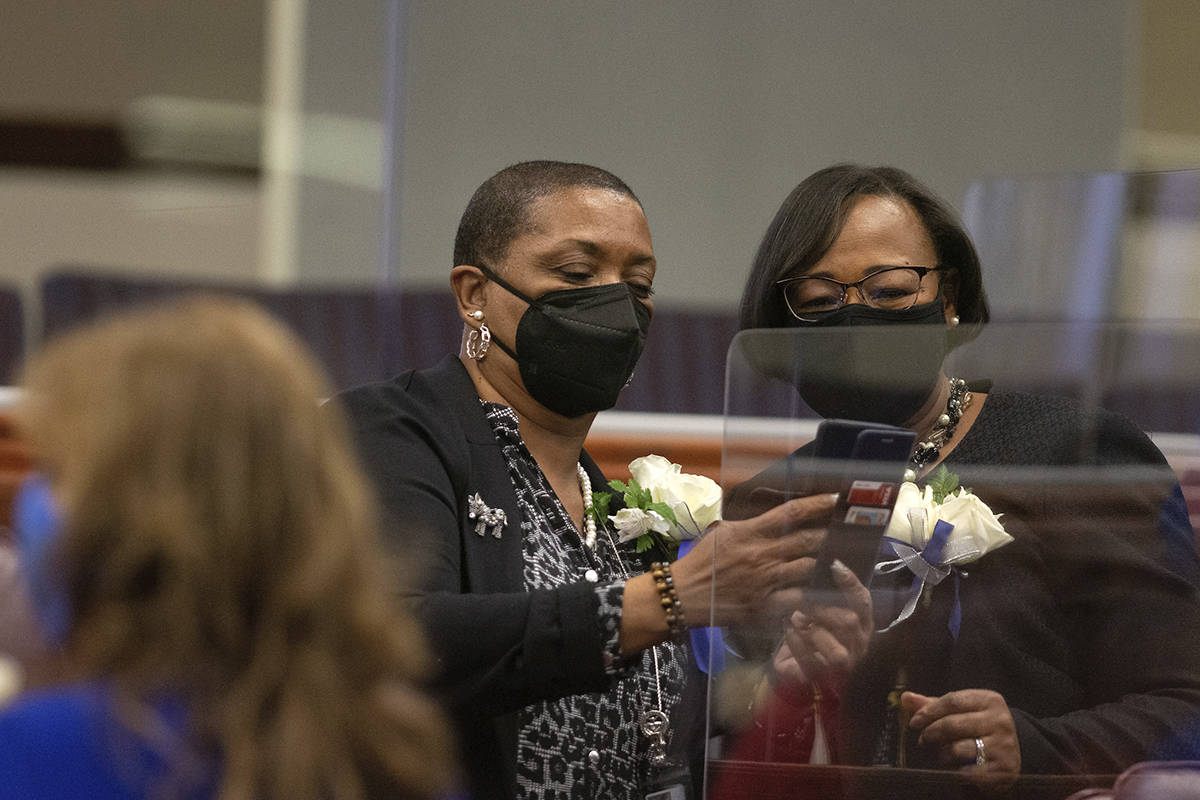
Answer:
[
  {"left": 466, "top": 322, "right": 491, "bottom": 361},
  {"left": 950, "top": 315, "right": 961, "bottom": 327}
]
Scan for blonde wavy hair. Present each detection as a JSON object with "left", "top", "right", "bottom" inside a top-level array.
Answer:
[{"left": 17, "top": 295, "right": 453, "bottom": 800}]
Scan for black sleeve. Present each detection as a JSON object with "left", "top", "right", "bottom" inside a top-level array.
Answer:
[
  {"left": 1013, "top": 411, "right": 1200, "bottom": 773},
  {"left": 332, "top": 379, "right": 611, "bottom": 716},
  {"left": 1012, "top": 545, "right": 1200, "bottom": 773}
]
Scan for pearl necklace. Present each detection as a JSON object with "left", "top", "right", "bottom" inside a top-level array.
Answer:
[
  {"left": 577, "top": 463, "right": 598, "bottom": 549},
  {"left": 903, "top": 377, "right": 972, "bottom": 482}
]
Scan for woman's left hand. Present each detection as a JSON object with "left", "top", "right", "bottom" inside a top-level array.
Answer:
[
  {"left": 903, "top": 689, "right": 1021, "bottom": 781},
  {"left": 776, "top": 558, "right": 874, "bottom": 689}
]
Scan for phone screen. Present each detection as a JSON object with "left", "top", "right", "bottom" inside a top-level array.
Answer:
[{"left": 806, "top": 423, "right": 915, "bottom": 606}]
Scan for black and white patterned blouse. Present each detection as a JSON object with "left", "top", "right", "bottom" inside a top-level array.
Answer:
[{"left": 481, "top": 402, "right": 689, "bottom": 800}]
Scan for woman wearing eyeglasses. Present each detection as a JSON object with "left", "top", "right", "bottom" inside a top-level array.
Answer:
[{"left": 720, "top": 164, "right": 1200, "bottom": 787}]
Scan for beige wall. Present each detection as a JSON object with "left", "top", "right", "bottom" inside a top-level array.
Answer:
[
  {"left": 0, "top": 1, "right": 264, "bottom": 119},
  {"left": 0, "top": 0, "right": 1182, "bottom": 314},
  {"left": 1134, "top": 0, "right": 1200, "bottom": 167},
  {"left": 387, "top": 0, "right": 1132, "bottom": 305},
  {"left": 0, "top": 1, "right": 266, "bottom": 297},
  {"left": 1140, "top": 0, "right": 1200, "bottom": 137}
]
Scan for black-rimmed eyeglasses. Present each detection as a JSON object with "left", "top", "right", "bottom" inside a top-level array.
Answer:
[{"left": 776, "top": 266, "right": 944, "bottom": 322}]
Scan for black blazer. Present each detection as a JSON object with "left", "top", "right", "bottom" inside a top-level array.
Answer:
[{"left": 335, "top": 355, "right": 620, "bottom": 800}]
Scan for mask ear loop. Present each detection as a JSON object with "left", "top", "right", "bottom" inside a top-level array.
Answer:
[
  {"left": 468, "top": 265, "right": 524, "bottom": 362},
  {"left": 474, "top": 264, "right": 537, "bottom": 305}
]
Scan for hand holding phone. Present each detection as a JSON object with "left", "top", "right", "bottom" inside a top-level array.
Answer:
[
  {"left": 805, "top": 420, "right": 915, "bottom": 608},
  {"left": 777, "top": 561, "right": 875, "bottom": 687}
]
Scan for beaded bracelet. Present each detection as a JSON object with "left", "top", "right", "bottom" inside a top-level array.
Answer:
[{"left": 650, "top": 561, "right": 687, "bottom": 642}]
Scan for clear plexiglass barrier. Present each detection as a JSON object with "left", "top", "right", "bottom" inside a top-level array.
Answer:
[{"left": 701, "top": 322, "right": 1200, "bottom": 800}]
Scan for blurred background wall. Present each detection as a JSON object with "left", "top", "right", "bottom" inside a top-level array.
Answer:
[
  {"left": 1, "top": 0, "right": 1199, "bottom": 358},
  {"left": 3, "top": 0, "right": 1200, "bottom": 524}
]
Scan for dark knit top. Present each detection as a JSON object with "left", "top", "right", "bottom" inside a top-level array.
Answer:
[{"left": 840, "top": 390, "right": 1200, "bottom": 774}]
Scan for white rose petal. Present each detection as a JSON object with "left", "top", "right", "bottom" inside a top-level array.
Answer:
[
  {"left": 628, "top": 455, "right": 678, "bottom": 493},
  {"left": 884, "top": 481, "right": 936, "bottom": 548},
  {"left": 626, "top": 454, "right": 722, "bottom": 541},
  {"left": 659, "top": 471, "right": 722, "bottom": 538},
  {"left": 609, "top": 507, "right": 671, "bottom": 544},
  {"left": 937, "top": 491, "right": 1012, "bottom": 564}
]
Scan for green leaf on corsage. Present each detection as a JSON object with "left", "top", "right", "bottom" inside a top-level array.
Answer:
[
  {"left": 646, "top": 501, "right": 678, "bottom": 526},
  {"left": 928, "top": 464, "right": 961, "bottom": 504},
  {"left": 588, "top": 490, "right": 612, "bottom": 531}
]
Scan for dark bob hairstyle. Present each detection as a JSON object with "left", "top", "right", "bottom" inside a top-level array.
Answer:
[{"left": 738, "top": 164, "right": 989, "bottom": 348}]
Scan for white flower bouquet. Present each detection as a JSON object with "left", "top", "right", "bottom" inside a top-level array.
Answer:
[
  {"left": 877, "top": 466, "right": 1012, "bottom": 638},
  {"left": 884, "top": 466, "right": 1012, "bottom": 565},
  {"left": 588, "top": 454, "right": 722, "bottom": 557}
]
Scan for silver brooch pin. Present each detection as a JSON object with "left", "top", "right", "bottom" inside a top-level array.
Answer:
[{"left": 467, "top": 493, "right": 507, "bottom": 538}]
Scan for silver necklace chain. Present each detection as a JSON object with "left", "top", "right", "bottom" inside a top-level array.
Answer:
[
  {"left": 904, "top": 377, "right": 972, "bottom": 482},
  {"left": 580, "top": 463, "right": 670, "bottom": 764}
]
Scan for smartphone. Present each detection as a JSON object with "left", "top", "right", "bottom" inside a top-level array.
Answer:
[
  {"left": 729, "top": 419, "right": 908, "bottom": 518},
  {"left": 805, "top": 421, "right": 915, "bottom": 607},
  {"left": 805, "top": 419, "right": 898, "bottom": 495}
]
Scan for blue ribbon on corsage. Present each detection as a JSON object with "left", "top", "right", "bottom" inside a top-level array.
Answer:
[
  {"left": 675, "top": 538, "right": 742, "bottom": 674},
  {"left": 875, "top": 519, "right": 967, "bottom": 640}
]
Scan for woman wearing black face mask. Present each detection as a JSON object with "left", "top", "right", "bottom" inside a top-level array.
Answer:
[
  {"left": 741, "top": 164, "right": 985, "bottom": 436},
  {"left": 716, "top": 164, "right": 1200, "bottom": 790},
  {"left": 333, "top": 162, "right": 838, "bottom": 800}
]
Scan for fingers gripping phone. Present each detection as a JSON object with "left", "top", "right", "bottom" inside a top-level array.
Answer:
[{"left": 805, "top": 420, "right": 916, "bottom": 607}]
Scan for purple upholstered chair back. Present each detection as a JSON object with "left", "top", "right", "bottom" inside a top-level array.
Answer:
[
  {"left": 1064, "top": 761, "right": 1200, "bottom": 800},
  {"left": 39, "top": 269, "right": 741, "bottom": 411},
  {"left": 40, "top": 269, "right": 462, "bottom": 392}
]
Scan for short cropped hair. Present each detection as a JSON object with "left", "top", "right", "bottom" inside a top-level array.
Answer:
[
  {"left": 739, "top": 164, "right": 989, "bottom": 348},
  {"left": 452, "top": 160, "right": 641, "bottom": 269}
]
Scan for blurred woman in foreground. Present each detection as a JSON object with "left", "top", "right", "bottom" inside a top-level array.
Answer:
[{"left": 0, "top": 297, "right": 454, "bottom": 800}]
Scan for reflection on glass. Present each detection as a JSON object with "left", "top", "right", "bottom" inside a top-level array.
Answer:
[
  {"left": 710, "top": 324, "right": 1200, "bottom": 800},
  {"left": 963, "top": 169, "right": 1200, "bottom": 323}
]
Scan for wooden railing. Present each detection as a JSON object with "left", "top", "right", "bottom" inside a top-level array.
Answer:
[{"left": 2, "top": 408, "right": 1199, "bottom": 542}]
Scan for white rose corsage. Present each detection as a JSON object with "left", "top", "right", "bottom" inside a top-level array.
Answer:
[
  {"left": 588, "top": 454, "right": 722, "bottom": 559},
  {"left": 876, "top": 466, "right": 1012, "bottom": 639},
  {"left": 587, "top": 454, "right": 730, "bottom": 674}
]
